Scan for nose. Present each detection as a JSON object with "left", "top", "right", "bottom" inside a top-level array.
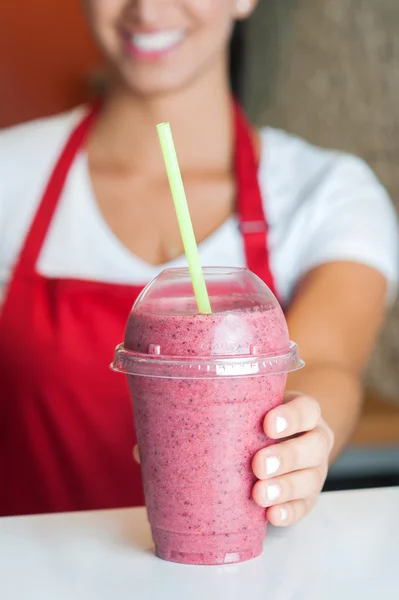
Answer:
[{"left": 128, "top": 0, "right": 170, "bottom": 26}]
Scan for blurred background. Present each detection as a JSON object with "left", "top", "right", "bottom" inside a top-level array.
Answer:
[{"left": 1, "top": 0, "right": 398, "bottom": 487}]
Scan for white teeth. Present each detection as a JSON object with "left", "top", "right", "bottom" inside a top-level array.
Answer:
[{"left": 130, "top": 30, "right": 185, "bottom": 53}]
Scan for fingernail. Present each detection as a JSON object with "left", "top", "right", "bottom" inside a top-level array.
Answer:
[
  {"left": 275, "top": 416, "right": 288, "bottom": 434},
  {"left": 280, "top": 507, "right": 288, "bottom": 521},
  {"left": 265, "top": 456, "right": 280, "bottom": 476},
  {"left": 264, "top": 484, "right": 280, "bottom": 503}
]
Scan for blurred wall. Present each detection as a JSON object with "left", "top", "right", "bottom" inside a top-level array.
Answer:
[
  {"left": 0, "top": 0, "right": 100, "bottom": 127},
  {"left": 247, "top": 0, "right": 399, "bottom": 401}
]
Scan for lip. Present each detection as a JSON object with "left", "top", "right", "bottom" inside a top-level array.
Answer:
[{"left": 121, "top": 29, "right": 186, "bottom": 62}]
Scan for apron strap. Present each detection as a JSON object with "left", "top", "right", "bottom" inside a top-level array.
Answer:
[
  {"left": 234, "top": 103, "right": 278, "bottom": 298},
  {"left": 14, "top": 106, "right": 100, "bottom": 279},
  {"left": 11, "top": 101, "right": 277, "bottom": 298}
]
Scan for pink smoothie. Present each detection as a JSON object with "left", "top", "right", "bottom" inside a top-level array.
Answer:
[{"left": 125, "top": 301, "right": 289, "bottom": 565}]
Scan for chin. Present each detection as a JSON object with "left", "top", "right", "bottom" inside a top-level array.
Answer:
[{"left": 120, "top": 69, "right": 196, "bottom": 99}]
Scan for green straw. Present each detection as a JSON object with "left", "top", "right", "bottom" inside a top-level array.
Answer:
[{"left": 157, "top": 122, "right": 212, "bottom": 314}]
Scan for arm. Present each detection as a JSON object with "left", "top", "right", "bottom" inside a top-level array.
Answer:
[
  {"left": 286, "top": 261, "right": 387, "bottom": 461},
  {"left": 251, "top": 261, "right": 388, "bottom": 525}
]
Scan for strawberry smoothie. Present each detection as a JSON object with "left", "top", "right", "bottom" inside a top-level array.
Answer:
[{"left": 112, "top": 268, "right": 303, "bottom": 565}]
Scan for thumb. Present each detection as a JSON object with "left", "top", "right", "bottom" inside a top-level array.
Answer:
[{"left": 133, "top": 445, "right": 141, "bottom": 464}]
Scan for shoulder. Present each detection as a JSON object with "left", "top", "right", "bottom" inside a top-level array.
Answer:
[
  {"left": 0, "top": 108, "right": 85, "bottom": 153},
  {"left": 258, "top": 127, "right": 398, "bottom": 302},
  {"left": 258, "top": 127, "right": 388, "bottom": 216},
  {"left": 0, "top": 107, "right": 87, "bottom": 241},
  {"left": 0, "top": 107, "right": 85, "bottom": 191},
  {"left": 0, "top": 108, "right": 88, "bottom": 286}
]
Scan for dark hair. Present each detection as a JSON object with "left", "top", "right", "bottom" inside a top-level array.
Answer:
[{"left": 229, "top": 21, "right": 247, "bottom": 106}]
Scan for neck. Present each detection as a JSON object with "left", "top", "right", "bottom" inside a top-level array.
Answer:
[{"left": 89, "top": 59, "right": 234, "bottom": 175}]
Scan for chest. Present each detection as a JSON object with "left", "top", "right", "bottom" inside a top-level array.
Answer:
[{"left": 88, "top": 166, "right": 236, "bottom": 266}]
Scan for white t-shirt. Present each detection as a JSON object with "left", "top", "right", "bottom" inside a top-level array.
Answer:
[{"left": 0, "top": 107, "right": 398, "bottom": 309}]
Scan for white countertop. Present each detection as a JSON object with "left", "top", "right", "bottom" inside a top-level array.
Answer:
[{"left": 0, "top": 487, "right": 398, "bottom": 600}]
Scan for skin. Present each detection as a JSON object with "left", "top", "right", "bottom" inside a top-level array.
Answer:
[{"left": 83, "top": 0, "right": 388, "bottom": 527}]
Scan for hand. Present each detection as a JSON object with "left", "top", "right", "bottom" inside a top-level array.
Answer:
[
  {"left": 133, "top": 392, "right": 334, "bottom": 527},
  {"left": 252, "top": 392, "right": 334, "bottom": 527}
]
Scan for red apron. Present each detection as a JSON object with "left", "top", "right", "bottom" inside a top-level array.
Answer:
[{"left": 0, "top": 104, "right": 277, "bottom": 517}]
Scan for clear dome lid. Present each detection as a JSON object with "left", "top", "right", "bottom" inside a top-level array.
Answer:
[
  {"left": 133, "top": 267, "right": 279, "bottom": 316},
  {"left": 112, "top": 267, "right": 304, "bottom": 379}
]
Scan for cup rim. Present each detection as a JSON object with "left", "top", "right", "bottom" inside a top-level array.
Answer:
[{"left": 111, "top": 341, "right": 305, "bottom": 379}]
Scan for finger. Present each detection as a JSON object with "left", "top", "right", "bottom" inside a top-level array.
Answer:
[
  {"left": 133, "top": 445, "right": 141, "bottom": 464},
  {"left": 266, "top": 494, "right": 319, "bottom": 527},
  {"left": 264, "top": 394, "right": 321, "bottom": 439},
  {"left": 252, "top": 427, "right": 331, "bottom": 480},
  {"left": 252, "top": 466, "right": 324, "bottom": 508}
]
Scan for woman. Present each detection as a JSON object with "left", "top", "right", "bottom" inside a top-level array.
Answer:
[{"left": 0, "top": 0, "right": 397, "bottom": 523}]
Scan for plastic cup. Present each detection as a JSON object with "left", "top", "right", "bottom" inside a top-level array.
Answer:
[{"left": 112, "top": 267, "right": 303, "bottom": 565}]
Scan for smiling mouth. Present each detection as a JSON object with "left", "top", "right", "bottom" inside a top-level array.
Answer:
[{"left": 123, "top": 29, "right": 186, "bottom": 58}]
